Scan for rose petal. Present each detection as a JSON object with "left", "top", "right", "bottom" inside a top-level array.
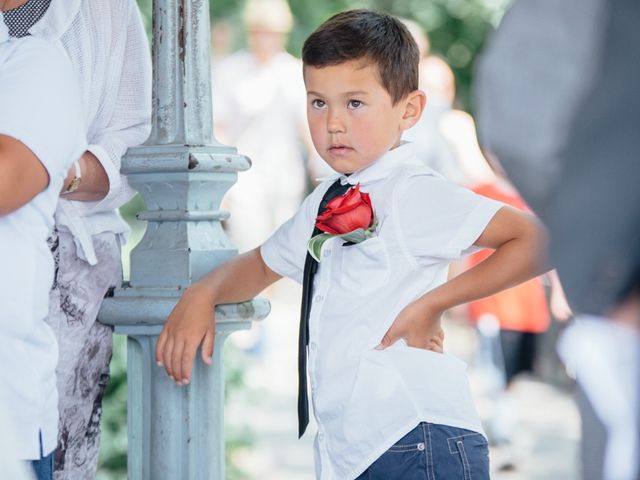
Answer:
[
  {"left": 322, "top": 203, "right": 371, "bottom": 232},
  {"left": 340, "top": 184, "right": 362, "bottom": 209},
  {"left": 325, "top": 194, "right": 346, "bottom": 211},
  {"left": 315, "top": 221, "right": 341, "bottom": 235}
]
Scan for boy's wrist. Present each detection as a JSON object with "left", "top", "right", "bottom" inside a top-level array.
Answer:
[
  {"left": 185, "top": 281, "right": 219, "bottom": 308},
  {"left": 416, "top": 291, "right": 447, "bottom": 320}
]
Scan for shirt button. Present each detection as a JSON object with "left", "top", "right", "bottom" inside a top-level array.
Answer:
[
  {"left": 309, "top": 342, "right": 317, "bottom": 351},
  {"left": 315, "top": 295, "right": 324, "bottom": 302},
  {"left": 318, "top": 433, "right": 325, "bottom": 441},
  {"left": 323, "top": 249, "right": 331, "bottom": 258}
]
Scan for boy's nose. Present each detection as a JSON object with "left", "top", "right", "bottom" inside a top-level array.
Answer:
[{"left": 327, "top": 111, "right": 346, "bottom": 134}]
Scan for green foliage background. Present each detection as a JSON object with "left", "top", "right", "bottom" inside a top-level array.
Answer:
[{"left": 98, "top": 1, "right": 509, "bottom": 478}]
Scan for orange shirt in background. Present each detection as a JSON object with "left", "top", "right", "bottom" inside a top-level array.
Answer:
[{"left": 467, "top": 183, "right": 550, "bottom": 333}]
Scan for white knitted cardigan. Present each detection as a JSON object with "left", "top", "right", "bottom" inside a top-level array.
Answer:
[{"left": 30, "top": 0, "right": 152, "bottom": 264}]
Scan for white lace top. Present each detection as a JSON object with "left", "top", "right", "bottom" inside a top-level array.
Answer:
[{"left": 28, "top": 0, "right": 152, "bottom": 264}]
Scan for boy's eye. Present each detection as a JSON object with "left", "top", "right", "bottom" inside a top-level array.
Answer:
[
  {"left": 311, "top": 99, "right": 326, "bottom": 109},
  {"left": 348, "top": 100, "right": 363, "bottom": 109}
]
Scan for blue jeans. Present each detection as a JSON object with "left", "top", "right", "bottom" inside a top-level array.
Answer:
[
  {"left": 30, "top": 431, "right": 54, "bottom": 480},
  {"left": 356, "top": 422, "right": 490, "bottom": 480}
]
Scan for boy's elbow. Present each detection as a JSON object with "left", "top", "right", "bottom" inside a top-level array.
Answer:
[
  {"left": 522, "top": 213, "right": 551, "bottom": 271},
  {"left": 256, "top": 247, "right": 281, "bottom": 284},
  {"left": 527, "top": 213, "right": 549, "bottom": 245}
]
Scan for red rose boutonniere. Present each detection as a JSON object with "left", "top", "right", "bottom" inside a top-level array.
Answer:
[{"left": 308, "top": 183, "right": 378, "bottom": 261}]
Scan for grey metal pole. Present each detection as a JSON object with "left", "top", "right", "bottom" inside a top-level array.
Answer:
[{"left": 99, "top": 1, "right": 269, "bottom": 478}]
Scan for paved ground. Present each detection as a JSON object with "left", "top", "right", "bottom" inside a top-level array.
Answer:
[{"left": 225, "top": 280, "right": 581, "bottom": 480}]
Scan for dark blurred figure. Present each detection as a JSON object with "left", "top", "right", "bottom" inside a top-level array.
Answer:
[{"left": 476, "top": 0, "right": 640, "bottom": 479}]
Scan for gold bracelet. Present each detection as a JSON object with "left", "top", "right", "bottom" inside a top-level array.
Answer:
[{"left": 62, "top": 159, "right": 82, "bottom": 195}]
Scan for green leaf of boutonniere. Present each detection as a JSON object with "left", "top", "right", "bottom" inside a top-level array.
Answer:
[
  {"left": 307, "top": 218, "right": 379, "bottom": 262},
  {"left": 308, "top": 233, "right": 333, "bottom": 262}
]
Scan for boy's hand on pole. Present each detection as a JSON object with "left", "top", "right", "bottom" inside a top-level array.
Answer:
[
  {"left": 376, "top": 299, "right": 444, "bottom": 353},
  {"left": 155, "top": 284, "right": 216, "bottom": 385}
]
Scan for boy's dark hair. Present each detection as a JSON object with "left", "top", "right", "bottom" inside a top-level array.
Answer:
[{"left": 302, "top": 9, "right": 419, "bottom": 104}]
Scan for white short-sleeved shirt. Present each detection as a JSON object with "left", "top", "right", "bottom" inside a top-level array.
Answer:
[
  {"left": 261, "top": 142, "right": 504, "bottom": 479},
  {"left": 0, "top": 32, "right": 85, "bottom": 459}
]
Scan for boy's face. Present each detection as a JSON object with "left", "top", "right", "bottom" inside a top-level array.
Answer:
[{"left": 304, "top": 60, "right": 424, "bottom": 174}]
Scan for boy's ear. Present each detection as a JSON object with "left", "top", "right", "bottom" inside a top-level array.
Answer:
[{"left": 400, "top": 90, "right": 426, "bottom": 131}]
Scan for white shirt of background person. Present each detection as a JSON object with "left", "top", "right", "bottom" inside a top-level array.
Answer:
[{"left": 0, "top": 22, "right": 85, "bottom": 462}]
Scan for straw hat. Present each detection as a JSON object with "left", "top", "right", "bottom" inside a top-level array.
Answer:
[{"left": 243, "top": 0, "right": 293, "bottom": 33}]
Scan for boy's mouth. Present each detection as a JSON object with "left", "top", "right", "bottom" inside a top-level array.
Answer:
[{"left": 328, "top": 144, "right": 354, "bottom": 155}]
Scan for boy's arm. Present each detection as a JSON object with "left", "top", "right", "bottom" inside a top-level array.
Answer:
[
  {"left": 0, "top": 135, "right": 49, "bottom": 215},
  {"left": 379, "top": 206, "right": 548, "bottom": 350},
  {"left": 156, "top": 247, "right": 281, "bottom": 384}
]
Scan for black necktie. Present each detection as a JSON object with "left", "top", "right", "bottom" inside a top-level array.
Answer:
[{"left": 298, "top": 179, "right": 350, "bottom": 438}]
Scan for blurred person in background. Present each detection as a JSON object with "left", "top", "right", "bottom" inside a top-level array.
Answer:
[
  {"left": 401, "top": 19, "right": 461, "bottom": 183},
  {"left": 212, "top": 0, "right": 310, "bottom": 254},
  {"left": 476, "top": 0, "right": 640, "bottom": 478},
  {"left": 0, "top": 11, "right": 85, "bottom": 478},
  {"left": 210, "top": 19, "right": 234, "bottom": 66},
  {"left": 465, "top": 160, "right": 572, "bottom": 471},
  {"left": 211, "top": 0, "right": 312, "bottom": 358},
  {"left": 2, "top": 0, "right": 152, "bottom": 478},
  {"left": 402, "top": 18, "right": 496, "bottom": 189}
]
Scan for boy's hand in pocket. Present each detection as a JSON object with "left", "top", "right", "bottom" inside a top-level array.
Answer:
[{"left": 376, "top": 299, "right": 444, "bottom": 353}]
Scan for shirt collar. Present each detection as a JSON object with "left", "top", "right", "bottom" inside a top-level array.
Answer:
[
  {"left": 28, "top": 0, "right": 81, "bottom": 40},
  {"left": 337, "top": 141, "right": 421, "bottom": 187}
]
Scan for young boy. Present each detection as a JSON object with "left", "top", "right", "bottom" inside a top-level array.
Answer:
[{"left": 156, "top": 10, "right": 547, "bottom": 479}]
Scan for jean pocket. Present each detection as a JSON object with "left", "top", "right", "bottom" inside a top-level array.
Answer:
[
  {"left": 386, "top": 424, "right": 427, "bottom": 453},
  {"left": 387, "top": 441, "right": 427, "bottom": 453},
  {"left": 366, "top": 438, "right": 427, "bottom": 480},
  {"left": 446, "top": 432, "right": 489, "bottom": 480}
]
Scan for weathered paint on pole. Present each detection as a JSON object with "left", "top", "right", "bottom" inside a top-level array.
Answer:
[{"left": 99, "top": 0, "right": 269, "bottom": 478}]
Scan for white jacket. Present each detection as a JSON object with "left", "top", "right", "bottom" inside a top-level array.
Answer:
[{"left": 30, "top": 0, "right": 152, "bottom": 264}]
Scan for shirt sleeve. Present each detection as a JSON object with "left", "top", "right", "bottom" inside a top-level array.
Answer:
[
  {"left": 0, "top": 38, "right": 85, "bottom": 190},
  {"left": 81, "top": 0, "right": 152, "bottom": 213},
  {"left": 396, "top": 174, "right": 505, "bottom": 264},
  {"left": 260, "top": 183, "right": 327, "bottom": 284}
]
